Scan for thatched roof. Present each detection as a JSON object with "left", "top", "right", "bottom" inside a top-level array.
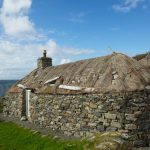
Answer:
[
  {"left": 8, "top": 53, "right": 150, "bottom": 94},
  {"left": 139, "top": 53, "right": 150, "bottom": 69}
]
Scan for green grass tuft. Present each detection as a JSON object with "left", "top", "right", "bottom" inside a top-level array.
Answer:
[{"left": 0, "top": 122, "right": 86, "bottom": 150}]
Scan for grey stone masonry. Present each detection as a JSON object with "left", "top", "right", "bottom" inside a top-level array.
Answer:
[
  {"left": 38, "top": 57, "right": 52, "bottom": 68},
  {"left": 3, "top": 90, "right": 150, "bottom": 147},
  {"left": 37, "top": 50, "right": 52, "bottom": 68}
]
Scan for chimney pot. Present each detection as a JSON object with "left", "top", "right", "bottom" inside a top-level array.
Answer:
[
  {"left": 43, "top": 50, "right": 47, "bottom": 57},
  {"left": 37, "top": 50, "right": 52, "bottom": 68}
]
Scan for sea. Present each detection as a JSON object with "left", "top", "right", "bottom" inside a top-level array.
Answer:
[{"left": 0, "top": 80, "right": 18, "bottom": 97}]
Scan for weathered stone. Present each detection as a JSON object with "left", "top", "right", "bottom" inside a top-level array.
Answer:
[
  {"left": 81, "top": 125, "right": 90, "bottom": 131},
  {"left": 103, "top": 122, "right": 110, "bottom": 127},
  {"left": 88, "top": 123, "right": 97, "bottom": 127},
  {"left": 64, "top": 131, "right": 72, "bottom": 136},
  {"left": 125, "top": 124, "right": 137, "bottom": 130},
  {"left": 97, "top": 125, "right": 105, "bottom": 131},
  {"left": 133, "top": 140, "right": 147, "bottom": 147},
  {"left": 20, "top": 116, "right": 27, "bottom": 121},
  {"left": 105, "top": 113, "right": 117, "bottom": 120},
  {"left": 106, "top": 127, "right": 117, "bottom": 131},
  {"left": 76, "top": 123, "right": 80, "bottom": 129},
  {"left": 89, "top": 102, "right": 97, "bottom": 109},
  {"left": 84, "top": 132, "right": 133, "bottom": 150},
  {"left": 74, "top": 132, "right": 80, "bottom": 138},
  {"left": 134, "top": 111, "right": 142, "bottom": 117},
  {"left": 85, "top": 106, "right": 90, "bottom": 111},
  {"left": 83, "top": 102, "right": 89, "bottom": 106},
  {"left": 4, "top": 90, "right": 150, "bottom": 146},
  {"left": 54, "top": 105, "right": 59, "bottom": 109},
  {"left": 93, "top": 112, "right": 102, "bottom": 117},
  {"left": 98, "top": 109, "right": 107, "bottom": 113},
  {"left": 60, "top": 118, "right": 68, "bottom": 123},
  {"left": 125, "top": 114, "right": 137, "bottom": 121},
  {"left": 98, "top": 118, "right": 107, "bottom": 123},
  {"left": 111, "top": 121, "right": 122, "bottom": 128},
  {"left": 131, "top": 102, "right": 146, "bottom": 107},
  {"left": 88, "top": 114, "right": 94, "bottom": 119}
]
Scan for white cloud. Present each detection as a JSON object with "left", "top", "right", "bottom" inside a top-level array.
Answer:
[
  {"left": 1, "top": 0, "right": 32, "bottom": 14},
  {"left": 0, "top": 0, "right": 96, "bottom": 79},
  {"left": 60, "top": 58, "right": 71, "bottom": 64},
  {"left": 0, "top": 15, "right": 34, "bottom": 36},
  {"left": 113, "top": 0, "right": 144, "bottom": 12},
  {"left": 0, "top": 0, "right": 35, "bottom": 37},
  {"left": 0, "top": 38, "right": 95, "bottom": 79},
  {"left": 0, "top": 38, "right": 59, "bottom": 79}
]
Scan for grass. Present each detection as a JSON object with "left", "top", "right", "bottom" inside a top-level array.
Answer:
[{"left": 0, "top": 121, "right": 86, "bottom": 150}]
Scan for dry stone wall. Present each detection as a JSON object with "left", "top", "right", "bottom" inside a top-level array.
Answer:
[
  {"left": 29, "top": 90, "right": 150, "bottom": 146},
  {"left": 3, "top": 90, "right": 150, "bottom": 147},
  {"left": 3, "top": 91, "right": 25, "bottom": 118}
]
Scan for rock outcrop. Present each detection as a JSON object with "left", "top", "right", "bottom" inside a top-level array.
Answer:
[{"left": 84, "top": 132, "right": 133, "bottom": 150}]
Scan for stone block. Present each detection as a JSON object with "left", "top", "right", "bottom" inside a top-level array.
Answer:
[
  {"left": 105, "top": 113, "right": 117, "bottom": 120},
  {"left": 85, "top": 106, "right": 90, "bottom": 111},
  {"left": 103, "top": 122, "right": 110, "bottom": 127},
  {"left": 98, "top": 109, "right": 107, "bottom": 113},
  {"left": 20, "top": 116, "right": 27, "bottom": 121},
  {"left": 108, "top": 98, "right": 115, "bottom": 102},
  {"left": 89, "top": 102, "right": 97, "bottom": 109},
  {"left": 125, "top": 114, "right": 137, "bottom": 121},
  {"left": 64, "top": 131, "right": 73, "bottom": 136},
  {"left": 76, "top": 123, "right": 80, "bottom": 129},
  {"left": 134, "top": 111, "right": 142, "bottom": 117},
  {"left": 125, "top": 124, "right": 137, "bottom": 130},
  {"left": 74, "top": 132, "right": 80, "bottom": 138},
  {"left": 98, "top": 118, "right": 108, "bottom": 123},
  {"left": 88, "top": 114, "right": 94, "bottom": 119},
  {"left": 60, "top": 118, "right": 68, "bottom": 123},
  {"left": 131, "top": 102, "right": 146, "bottom": 107},
  {"left": 88, "top": 123, "right": 97, "bottom": 127},
  {"left": 93, "top": 112, "right": 102, "bottom": 117},
  {"left": 116, "top": 113, "right": 125, "bottom": 121},
  {"left": 83, "top": 102, "right": 89, "bottom": 106},
  {"left": 54, "top": 105, "right": 59, "bottom": 109},
  {"left": 97, "top": 125, "right": 105, "bottom": 131},
  {"left": 111, "top": 121, "right": 122, "bottom": 128},
  {"left": 106, "top": 127, "right": 117, "bottom": 131},
  {"left": 81, "top": 125, "right": 90, "bottom": 131},
  {"left": 80, "top": 132, "right": 84, "bottom": 137},
  {"left": 98, "top": 105, "right": 103, "bottom": 109}
]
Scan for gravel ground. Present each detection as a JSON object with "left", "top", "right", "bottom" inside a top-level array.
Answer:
[{"left": 0, "top": 113, "right": 150, "bottom": 150}]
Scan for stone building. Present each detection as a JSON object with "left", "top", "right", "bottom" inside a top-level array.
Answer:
[{"left": 3, "top": 50, "right": 150, "bottom": 146}]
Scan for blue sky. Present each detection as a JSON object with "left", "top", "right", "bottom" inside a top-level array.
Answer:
[
  {"left": 31, "top": 0, "right": 150, "bottom": 54},
  {"left": 0, "top": 0, "right": 150, "bottom": 79}
]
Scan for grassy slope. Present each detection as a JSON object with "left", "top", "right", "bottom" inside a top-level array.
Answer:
[{"left": 0, "top": 121, "right": 85, "bottom": 150}]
